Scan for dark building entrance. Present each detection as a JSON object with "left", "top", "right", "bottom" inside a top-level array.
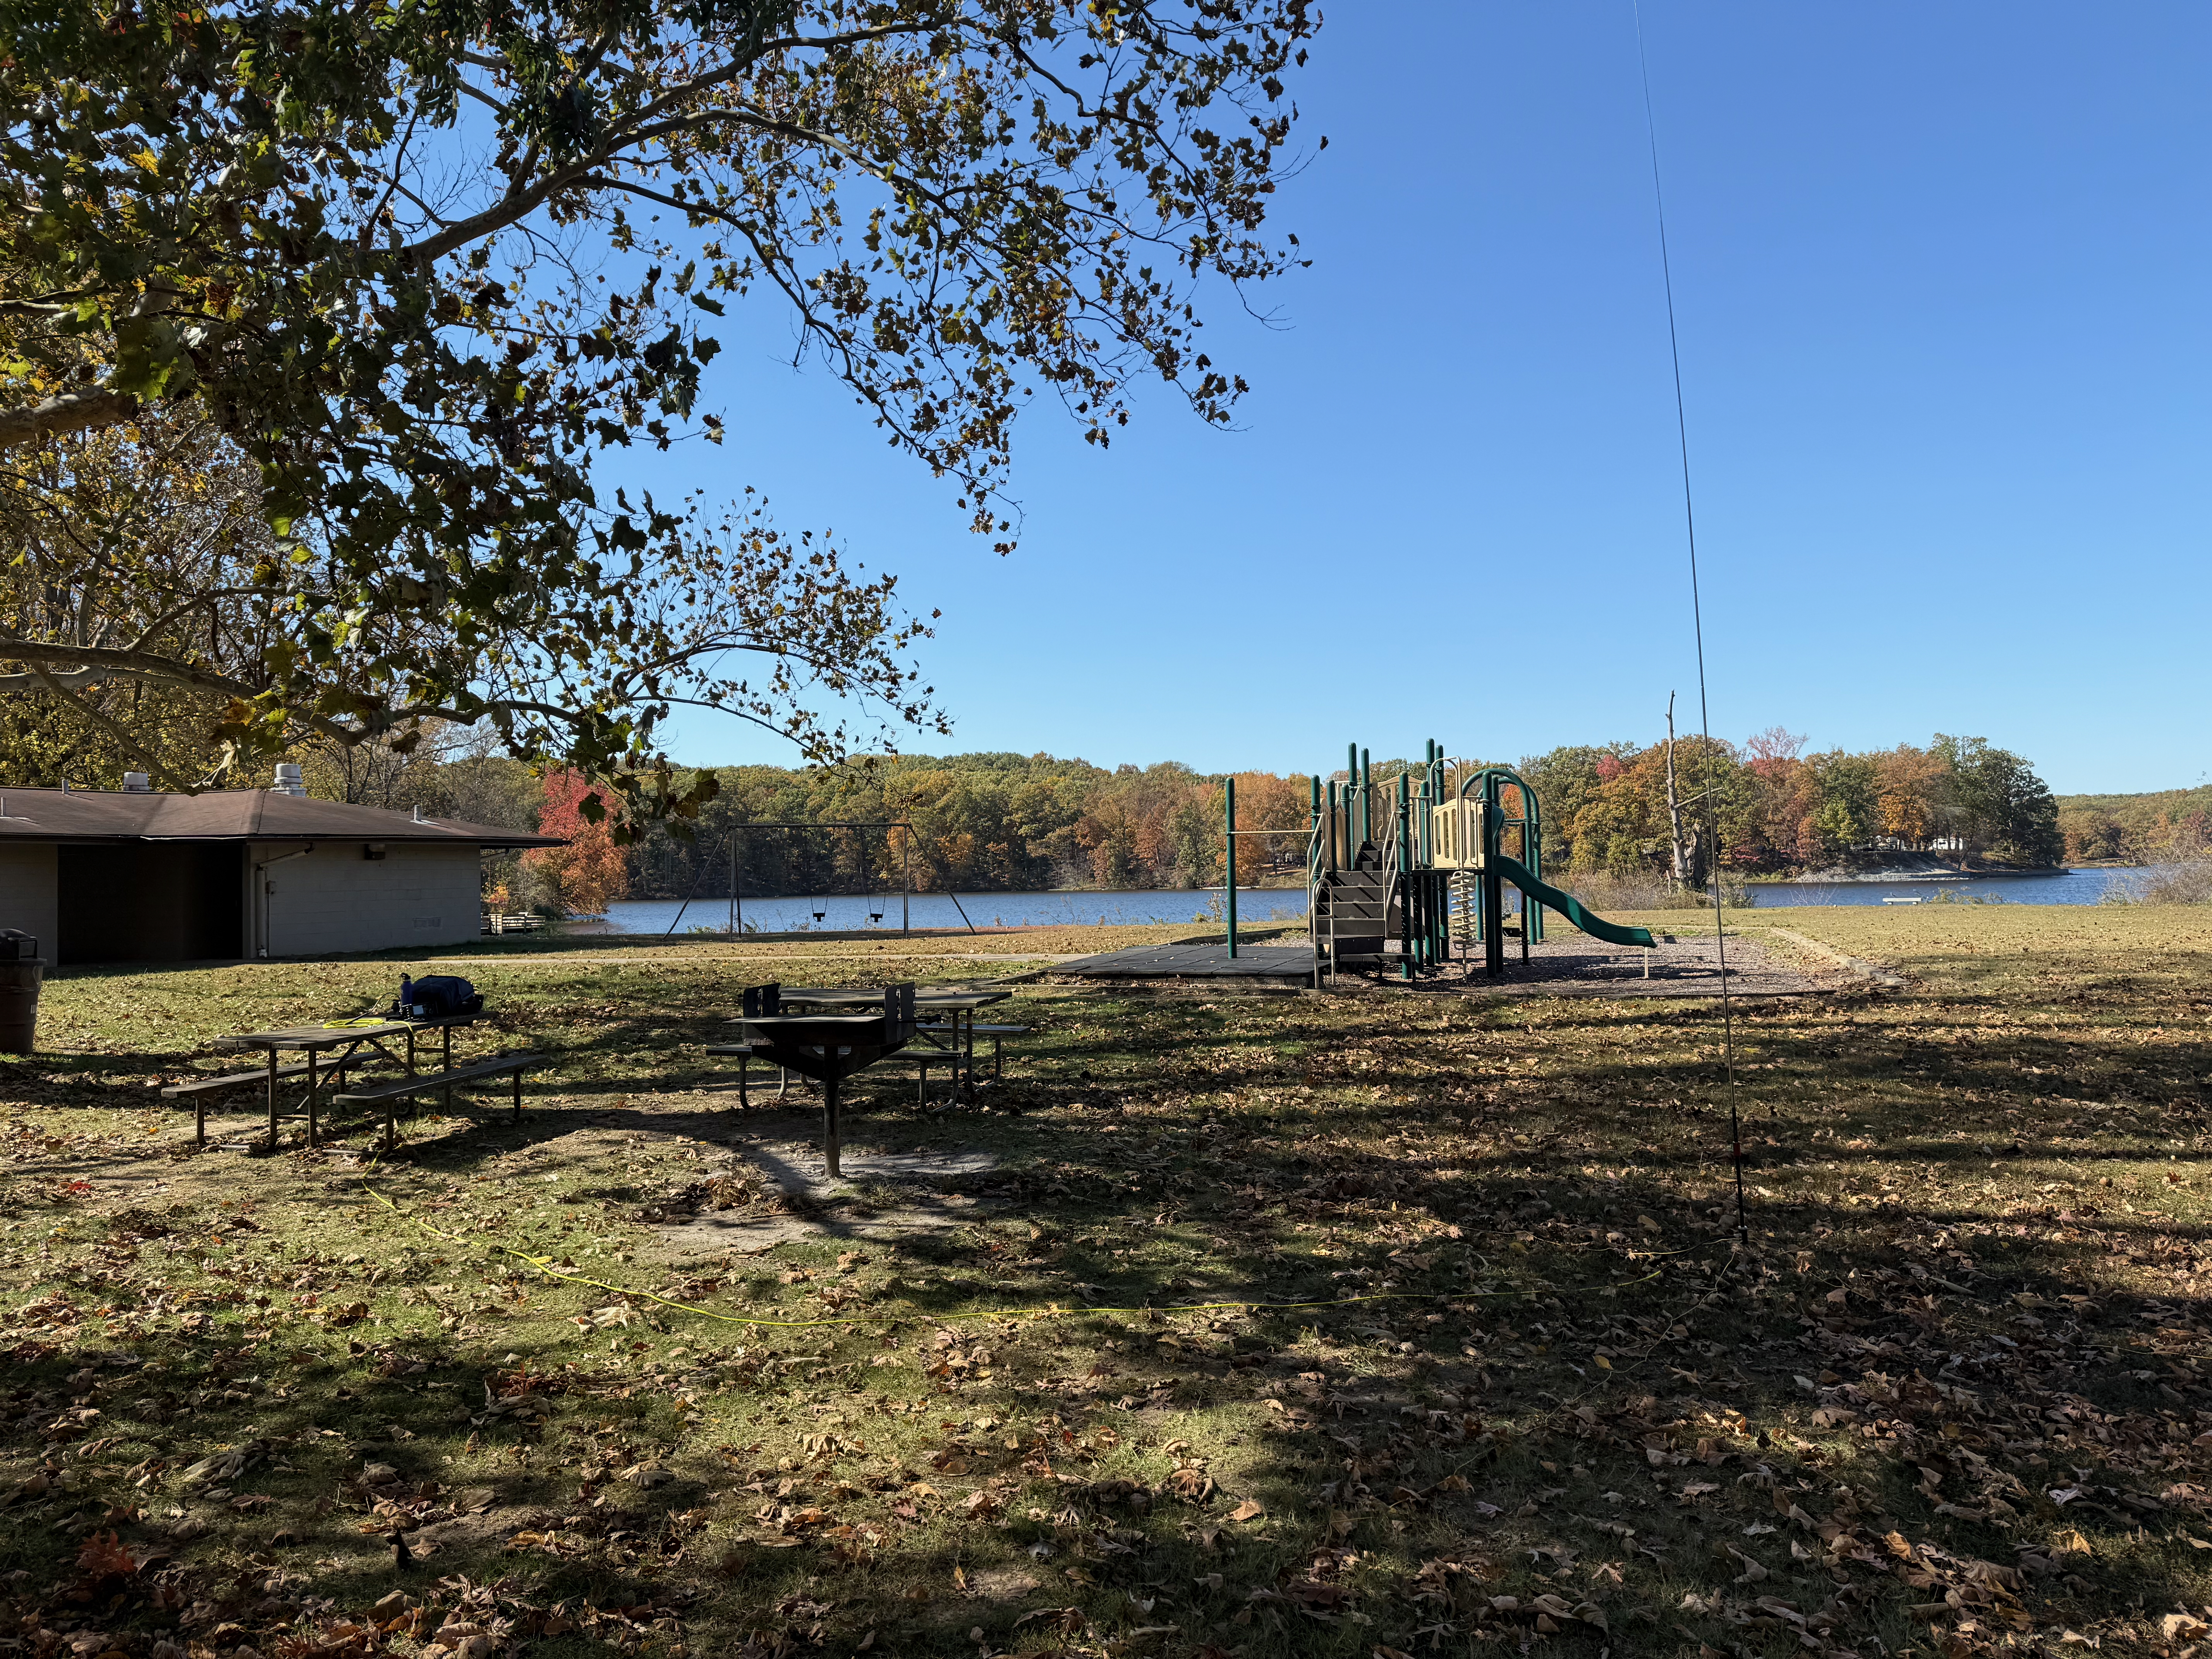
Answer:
[{"left": 57, "top": 843, "right": 244, "bottom": 964}]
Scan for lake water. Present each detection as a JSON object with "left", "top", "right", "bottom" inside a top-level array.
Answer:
[
  {"left": 568, "top": 868, "right": 2147, "bottom": 933},
  {"left": 577, "top": 889, "right": 1314, "bottom": 935},
  {"left": 1745, "top": 868, "right": 2140, "bottom": 907}
]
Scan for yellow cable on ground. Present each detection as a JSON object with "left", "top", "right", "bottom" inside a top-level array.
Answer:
[{"left": 359, "top": 1179, "right": 1671, "bottom": 1333}]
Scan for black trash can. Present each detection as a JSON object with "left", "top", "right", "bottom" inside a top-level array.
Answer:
[{"left": 0, "top": 931, "right": 42, "bottom": 1054}]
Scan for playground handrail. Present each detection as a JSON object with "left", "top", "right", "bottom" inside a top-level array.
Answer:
[
  {"left": 1380, "top": 824, "right": 1400, "bottom": 934},
  {"left": 1305, "top": 817, "right": 1327, "bottom": 961}
]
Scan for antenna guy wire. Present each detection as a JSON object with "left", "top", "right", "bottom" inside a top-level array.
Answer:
[{"left": 1633, "top": 2, "right": 1745, "bottom": 1238}]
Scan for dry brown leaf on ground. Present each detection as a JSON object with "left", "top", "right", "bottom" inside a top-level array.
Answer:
[{"left": 179, "top": 1446, "right": 251, "bottom": 1489}]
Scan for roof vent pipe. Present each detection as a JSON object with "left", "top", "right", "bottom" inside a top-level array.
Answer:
[
  {"left": 273, "top": 763, "right": 307, "bottom": 797},
  {"left": 122, "top": 771, "right": 151, "bottom": 792},
  {"left": 412, "top": 804, "right": 425, "bottom": 823}
]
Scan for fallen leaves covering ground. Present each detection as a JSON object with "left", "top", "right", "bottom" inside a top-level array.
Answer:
[{"left": 0, "top": 908, "right": 2209, "bottom": 1659}]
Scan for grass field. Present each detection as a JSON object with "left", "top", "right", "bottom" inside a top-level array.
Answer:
[{"left": 3, "top": 905, "right": 2210, "bottom": 1659}]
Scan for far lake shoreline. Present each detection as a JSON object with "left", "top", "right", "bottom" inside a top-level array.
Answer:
[
  {"left": 575, "top": 866, "right": 2152, "bottom": 932},
  {"left": 1745, "top": 863, "right": 2115, "bottom": 886}
]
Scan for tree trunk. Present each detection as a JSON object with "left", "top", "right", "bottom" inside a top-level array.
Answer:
[{"left": 1665, "top": 693, "right": 1695, "bottom": 888}]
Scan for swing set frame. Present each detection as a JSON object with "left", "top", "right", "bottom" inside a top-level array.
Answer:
[{"left": 723, "top": 821, "right": 917, "bottom": 937}]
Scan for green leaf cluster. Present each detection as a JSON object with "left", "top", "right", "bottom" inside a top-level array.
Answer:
[{"left": 0, "top": 0, "right": 1319, "bottom": 821}]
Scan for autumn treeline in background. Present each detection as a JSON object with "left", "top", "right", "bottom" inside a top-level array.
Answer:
[
  {"left": 2054, "top": 785, "right": 2212, "bottom": 867},
  {"left": 572, "top": 757, "right": 1324, "bottom": 915},
  {"left": 1523, "top": 731, "right": 2063, "bottom": 879},
  {"left": 13, "top": 705, "right": 2126, "bottom": 915},
  {"left": 258, "top": 742, "right": 1323, "bottom": 916},
  {"left": 273, "top": 729, "right": 2098, "bottom": 917}
]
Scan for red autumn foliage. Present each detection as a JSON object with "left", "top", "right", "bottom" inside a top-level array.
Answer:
[{"left": 524, "top": 770, "right": 632, "bottom": 917}]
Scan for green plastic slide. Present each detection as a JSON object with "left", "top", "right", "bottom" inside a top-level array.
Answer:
[{"left": 1492, "top": 855, "right": 1656, "bottom": 949}]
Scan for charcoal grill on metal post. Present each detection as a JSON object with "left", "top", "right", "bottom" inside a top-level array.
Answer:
[{"left": 738, "top": 982, "right": 917, "bottom": 1177}]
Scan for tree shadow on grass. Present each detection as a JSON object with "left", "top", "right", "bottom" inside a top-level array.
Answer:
[{"left": 12, "top": 967, "right": 2212, "bottom": 1655}]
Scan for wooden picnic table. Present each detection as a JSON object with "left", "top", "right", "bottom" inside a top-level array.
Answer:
[
  {"left": 774, "top": 986, "right": 1010, "bottom": 1103},
  {"left": 213, "top": 1015, "right": 480, "bottom": 1150}
]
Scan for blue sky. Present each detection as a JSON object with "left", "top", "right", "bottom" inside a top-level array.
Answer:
[{"left": 636, "top": 3, "right": 2210, "bottom": 795}]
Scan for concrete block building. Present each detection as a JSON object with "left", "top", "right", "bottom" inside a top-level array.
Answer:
[{"left": 0, "top": 777, "right": 561, "bottom": 964}]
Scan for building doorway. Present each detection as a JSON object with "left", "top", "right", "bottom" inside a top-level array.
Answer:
[{"left": 58, "top": 843, "right": 246, "bottom": 963}]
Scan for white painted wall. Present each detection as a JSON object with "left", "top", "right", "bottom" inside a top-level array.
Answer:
[
  {"left": 0, "top": 843, "right": 56, "bottom": 958},
  {"left": 258, "top": 842, "right": 483, "bottom": 957}
]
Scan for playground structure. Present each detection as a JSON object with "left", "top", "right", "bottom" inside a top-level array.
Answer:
[{"left": 1249, "top": 740, "right": 1656, "bottom": 982}]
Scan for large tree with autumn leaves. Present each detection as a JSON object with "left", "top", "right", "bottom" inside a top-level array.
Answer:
[{"left": 0, "top": 0, "right": 1320, "bottom": 824}]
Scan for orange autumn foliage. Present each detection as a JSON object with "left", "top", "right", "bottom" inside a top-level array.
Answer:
[{"left": 524, "top": 770, "right": 631, "bottom": 916}]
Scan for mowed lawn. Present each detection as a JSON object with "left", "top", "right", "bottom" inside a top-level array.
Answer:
[{"left": 2, "top": 905, "right": 2209, "bottom": 1659}]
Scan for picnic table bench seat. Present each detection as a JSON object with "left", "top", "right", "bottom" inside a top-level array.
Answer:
[
  {"left": 955, "top": 1022, "right": 1028, "bottom": 1077},
  {"left": 162, "top": 1060, "right": 320, "bottom": 1099},
  {"left": 878, "top": 1022, "right": 1026, "bottom": 1097},
  {"left": 333, "top": 1052, "right": 540, "bottom": 1141},
  {"left": 165, "top": 1056, "right": 370, "bottom": 1142},
  {"left": 914, "top": 1015, "right": 1028, "bottom": 1054}
]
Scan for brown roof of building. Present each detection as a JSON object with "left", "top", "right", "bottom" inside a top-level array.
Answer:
[{"left": 0, "top": 787, "right": 562, "bottom": 848}]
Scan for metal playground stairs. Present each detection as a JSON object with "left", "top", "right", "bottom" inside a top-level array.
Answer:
[{"left": 1312, "top": 840, "right": 1396, "bottom": 972}]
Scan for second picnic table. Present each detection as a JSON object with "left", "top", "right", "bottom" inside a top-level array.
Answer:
[{"left": 772, "top": 986, "right": 1010, "bottom": 1101}]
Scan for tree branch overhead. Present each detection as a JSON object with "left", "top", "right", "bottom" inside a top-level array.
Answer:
[{"left": 0, "top": 0, "right": 1319, "bottom": 817}]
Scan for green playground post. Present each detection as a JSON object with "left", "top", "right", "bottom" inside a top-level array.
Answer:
[
  {"left": 1225, "top": 775, "right": 1238, "bottom": 958},
  {"left": 1417, "top": 742, "right": 1428, "bottom": 859},
  {"left": 1362, "top": 748, "right": 1373, "bottom": 847},
  {"left": 1419, "top": 740, "right": 1434, "bottom": 865},
  {"left": 1486, "top": 771, "right": 1507, "bottom": 978},
  {"left": 1346, "top": 742, "right": 1358, "bottom": 852}
]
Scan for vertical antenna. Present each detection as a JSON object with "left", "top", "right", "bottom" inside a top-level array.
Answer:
[{"left": 1634, "top": 1, "right": 1745, "bottom": 1239}]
